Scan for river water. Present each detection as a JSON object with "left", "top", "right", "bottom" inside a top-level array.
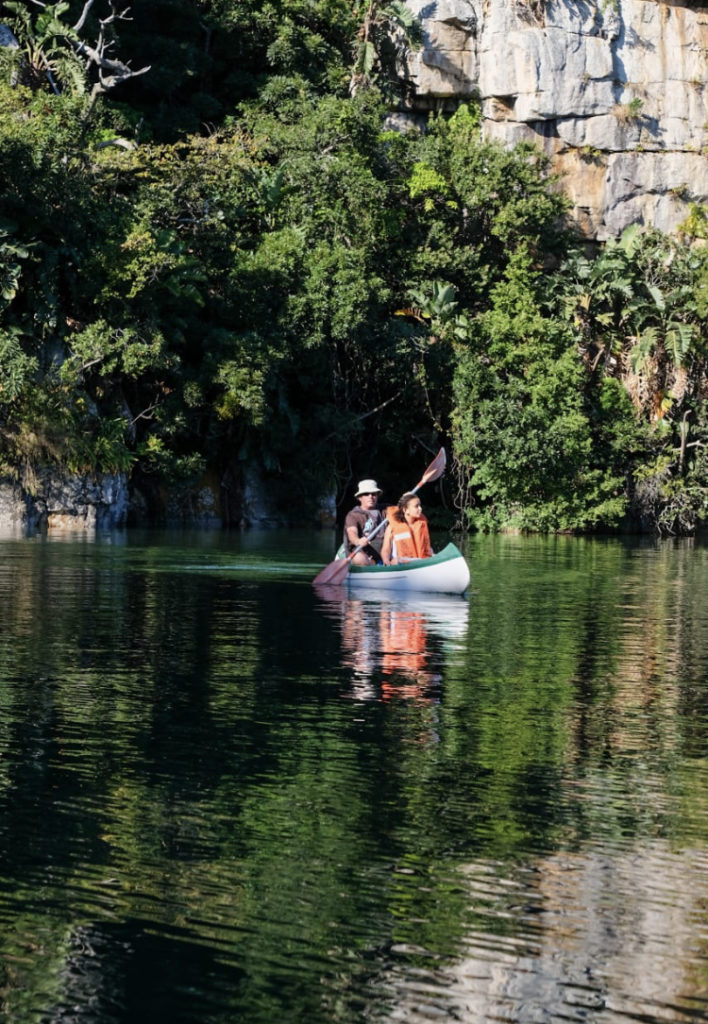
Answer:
[{"left": 0, "top": 528, "right": 707, "bottom": 1023}]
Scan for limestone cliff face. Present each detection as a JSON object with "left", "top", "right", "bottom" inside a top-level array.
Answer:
[
  {"left": 0, "top": 471, "right": 129, "bottom": 535},
  {"left": 403, "top": 0, "right": 708, "bottom": 239}
]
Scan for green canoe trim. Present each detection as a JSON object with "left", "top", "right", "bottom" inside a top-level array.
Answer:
[{"left": 348, "top": 542, "right": 464, "bottom": 574}]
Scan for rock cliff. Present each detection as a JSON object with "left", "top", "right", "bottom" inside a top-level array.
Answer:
[
  {"left": 403, "top": 0, "right": 708, "bottom": 239},
  {"left": 0, "top": 471, "right": 129, "bottom": 535}
]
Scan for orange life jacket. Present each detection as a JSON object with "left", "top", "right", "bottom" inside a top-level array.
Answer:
[{"left": 385, "top": 509, "right": 432, "bottom": 560}]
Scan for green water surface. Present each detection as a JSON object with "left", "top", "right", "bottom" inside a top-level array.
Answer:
[{"left": 0, "top": 529, "right": 707, "bottom": 1023}]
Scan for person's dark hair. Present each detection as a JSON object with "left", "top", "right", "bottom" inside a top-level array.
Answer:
[{"left": 394, "top": 492, "right": 417, "bottom": 522}]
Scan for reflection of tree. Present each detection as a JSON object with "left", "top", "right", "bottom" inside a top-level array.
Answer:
[
  {"left": 1, "top": 547, "right": 445, "bottom": 1021},
  {"left": 1, "top": 535, "right": 707, "bottom": 1022}
]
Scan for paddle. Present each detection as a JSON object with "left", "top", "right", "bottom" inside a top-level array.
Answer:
[{"left": 312, "top": 447, "right": 447, "bottom": 587}]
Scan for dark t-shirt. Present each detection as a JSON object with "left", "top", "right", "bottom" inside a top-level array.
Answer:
[{"left": 343, "top": 506, "right": 384, "bottom": 559}]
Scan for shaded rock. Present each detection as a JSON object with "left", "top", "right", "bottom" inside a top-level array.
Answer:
[
  {"left": 0, "top": 24, "right": 18, "bottom": 49},
  {"left": 0, "top": 480, "right": 38, "bottom": 536},
  {"left": 0, "top": 471, "right": 129, "bottom": 534}
]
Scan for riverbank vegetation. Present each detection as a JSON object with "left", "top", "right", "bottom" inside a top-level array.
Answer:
[{"left": 0, "top": 0, "right": 706, "bottom": 532}]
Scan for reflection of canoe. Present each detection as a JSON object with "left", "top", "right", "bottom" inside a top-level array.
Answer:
[
  {"left": 313, "top": 584, "right": 469, "bottom": 702},
  {"left": 314, "top": 585, "right": 469, "bottom": 642},
  {"left": 342, "top": 542, "right": 470, "bottom": 594},
  {"left": 370, "top": 592, "right": 469, "bottom": 641}
]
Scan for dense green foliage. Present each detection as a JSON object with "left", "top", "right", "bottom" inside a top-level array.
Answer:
[{"left": 0, "top": 0, "right": 706, "bottom": 530}]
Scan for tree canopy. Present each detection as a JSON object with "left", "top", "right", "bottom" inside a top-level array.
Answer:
[{"left": 0, "top": 0, "right": 706, "bottom": 532}]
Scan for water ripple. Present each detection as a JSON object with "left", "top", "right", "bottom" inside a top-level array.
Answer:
[{"left": 380, "top": 844, "right": 708, "bottom": 1024}]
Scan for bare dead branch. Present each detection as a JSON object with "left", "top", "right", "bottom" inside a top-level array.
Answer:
[
  {"left": 75, "top": 356, "right": 105, "bottom": 373},
  {"left": 129, "top": 400, "right": 160, "bottom": 427},
  {"left": 70, "top": 1, "right": 150, "bottom": 103},
  {"left": 352, "top": 389, "right": 404, "bottom": 423},
  {"left": 73, "top": 0, "right": 97, "bottom": 34},
  {"left": 319, "top": 390, "right": 404, "bottom": 446}
]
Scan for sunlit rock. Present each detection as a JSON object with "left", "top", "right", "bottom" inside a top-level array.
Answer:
[{"left": 402, "top": 0, "right": 708, "bottom": 239}]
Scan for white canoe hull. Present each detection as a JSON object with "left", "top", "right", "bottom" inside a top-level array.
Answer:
[{"left": 345, "top": 543, "right": 470, "bottom": 594}]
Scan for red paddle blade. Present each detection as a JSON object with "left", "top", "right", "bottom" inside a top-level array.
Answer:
[
  {"left": 312, "top": 555, "right": 351, "bottom": 587},
  {"left": 415, "top": 447, "right": 446, "bottom": 490},
  {"left": 312, "top": 583, "right": 349, "bottom": 603}
]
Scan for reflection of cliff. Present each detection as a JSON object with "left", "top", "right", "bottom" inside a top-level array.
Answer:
[
  {"left": 384, "top": 841, "right": 708, "bottom": 1022},
  {"left": 314, "top": 588, "right": 469, "bottom": 702},
  {"left": 400, "top": 0, "right": 708, "bottom": 240},
  {"left": 570, "top": 539, "right": 707, "bottom": 764}
]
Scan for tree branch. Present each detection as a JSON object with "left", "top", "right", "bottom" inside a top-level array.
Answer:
[
  {"left": 73, "top": 0, "right": 97, "bottom": 34},
  {"left": 71, "top": 1, "right": 151, "bottom": 103},
  {"left": 129, "top": 400, "right": 160, "bottom": 427}
]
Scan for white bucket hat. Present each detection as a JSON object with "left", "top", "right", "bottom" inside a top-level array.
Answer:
[{"left": 355, "top": 479, "right": 382, "bottom": 497}]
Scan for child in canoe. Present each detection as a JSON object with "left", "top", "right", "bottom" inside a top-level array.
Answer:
[{"left": 381, "top": 492, "right": 433, "bottom": 564}]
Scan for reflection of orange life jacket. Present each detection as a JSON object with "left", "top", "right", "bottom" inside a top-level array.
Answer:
[
  {"left": 385, "top": 509, "right": 432, "bottom": 560},
  {"left": 380, "top": 609, "right": 429, "bottom": 676}
]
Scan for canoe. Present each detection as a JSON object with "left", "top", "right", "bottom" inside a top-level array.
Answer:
[{"left": 338, "top": 542, "right": 470, "bottom": 594}]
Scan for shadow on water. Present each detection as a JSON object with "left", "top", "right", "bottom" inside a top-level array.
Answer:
[{"left": 0, "top": 530, "right": 707, "bottom": 1023}]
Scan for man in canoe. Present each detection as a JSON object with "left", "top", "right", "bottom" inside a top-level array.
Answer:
[
  {"left": 344, "top": 479, "right": 386, "bottom": 565},
  {"left": 381, "top": 492, "right": 433, "bottom": 564}
]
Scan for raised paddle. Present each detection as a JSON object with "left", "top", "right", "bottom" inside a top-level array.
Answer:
[{"left": 312, "top": 447, "right": 447, "bottom": 587}]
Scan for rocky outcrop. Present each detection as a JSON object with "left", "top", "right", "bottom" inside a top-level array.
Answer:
[
  {"left": 0, "top": 480, "right": 35, "bottom": 535},
  {"left": 403, "top": 0, "right": 708, "bottom": 239},
  {"left": 0, "top": 24, "right": 18, "bottom": 49},
  {"left": 129, "top": 465, "right": 337, "bottom": 529},
  {"left": 0, "top": 471, "right": 129, "bottom": 534}
]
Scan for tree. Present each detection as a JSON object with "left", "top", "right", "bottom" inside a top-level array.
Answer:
[
  {"left": 0, "top": 0, "right": 149, "bottom": 104},
  {"left": 559, "top": 227, "right": 708, "bottom": 532},
  {"left": 451, "top": 248, "right": 630, "bottom": 531},
  {"left": 349, "top": 0, "right": 420, "bottom": 98},
  {"left": 0, "top": 0, "right": 704, "bottom": 533}
]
